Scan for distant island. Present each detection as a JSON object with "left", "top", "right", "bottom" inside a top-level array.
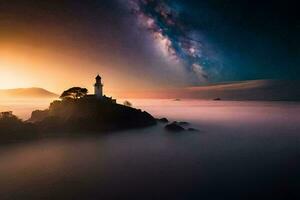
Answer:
[
  {"left": 0, "top": 75, "right": 156, "bottom": 143},
  {"left": 122, "top": 79, "right": 300, "bottom": 101},
  {"left": 186, "top": 80, "right": 300, "bottom": 101},
  {"left": 0, "top": 87, "right": 58, "bottom": 99}
]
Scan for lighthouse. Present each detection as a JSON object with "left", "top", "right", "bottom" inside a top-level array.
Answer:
[{"left": 94, "top": 75, "right": 103, "bottom": 99}]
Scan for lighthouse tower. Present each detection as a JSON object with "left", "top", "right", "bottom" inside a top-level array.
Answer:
[{"left": 94, "top": 75, "right": 103, "bottom": 99}]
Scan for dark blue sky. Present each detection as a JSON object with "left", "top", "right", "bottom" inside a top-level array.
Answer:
[
  {"left": 0, "top": 0, "right": 299, "bottom": 86},
  {"left": 185, "top": 0, "right": 299, "bottom": 81},
  {"left": 133, "top": 0, "right": 299, "bottom": 82}
]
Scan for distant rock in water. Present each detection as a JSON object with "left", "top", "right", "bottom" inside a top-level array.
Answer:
[
  {"left": 164, "top": 121, "right": 199, "bottom": 132},
  {"left": 157, "top": 118, "right": 169, "bottom": 123},
  {"left": 165, "top": 122, "right": 185, "bottom": 132},
  {"left": 187, "top": 128, "right": 199, "bottom": 132},
  {"left": 29, "top": 97, "right": 156, "bottom": 132},
  {"left": 183, "top": 80, "right": 300, "bottom": 101},
  {"left": 178, "top": 121, "right": 190, "bottom": 126}
]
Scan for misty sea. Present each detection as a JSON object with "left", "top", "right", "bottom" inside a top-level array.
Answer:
[{"left": 0, "top": 99, "right": 300, "bottom": 199}]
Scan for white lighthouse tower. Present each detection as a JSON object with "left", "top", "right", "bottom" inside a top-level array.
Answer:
[{"left": 94, "top": 74, "right": 103, "bottom": 99}]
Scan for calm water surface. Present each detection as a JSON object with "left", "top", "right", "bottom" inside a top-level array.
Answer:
[{"left": 0, "top": 99, "right": 300, "bottom": 199}]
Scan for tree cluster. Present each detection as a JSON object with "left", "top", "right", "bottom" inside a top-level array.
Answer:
[{"left": 60, "top": 87, "right": 88, "bottom": 100}]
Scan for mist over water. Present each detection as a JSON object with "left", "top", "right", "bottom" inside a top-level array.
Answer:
[
  {"left": 0, "top": 98, "right": 55, "bottom": 120},
  {"left": 0, "top": 99, "right": 300, "bottom": 199}
]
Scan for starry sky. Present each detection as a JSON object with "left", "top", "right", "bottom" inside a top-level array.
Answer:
[{"left": 0, "top": 0, "right": 299, "bottom": 94}]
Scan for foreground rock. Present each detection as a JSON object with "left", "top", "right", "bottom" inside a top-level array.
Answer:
[
  {"left": 165, "top": 122, "right": 185, "bottom": 132},
  {"left": 0, "top": 112, "right": 37, "bottom": 143},
  {"left": 0, "top": 98, "right": 156, "bottom": 143}
]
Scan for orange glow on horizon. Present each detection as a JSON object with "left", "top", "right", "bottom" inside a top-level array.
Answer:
[{"left": 0, "top": 40, "right": 168, "bottom": 97}]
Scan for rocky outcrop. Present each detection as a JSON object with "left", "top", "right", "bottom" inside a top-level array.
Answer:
[
  {"left": 177, "top": 121, "right": 189, "bottom": 126},
  {"left": 164, "top": 121, "right": 199, "bottom": 132},
  {"left": 0, "top": 112, "right": 37, "bottom": 143},
  {"left": 213, "top": 98, "right": 221, "bottom": 101},
  {"left": 28, "top": 109, "right": 49, "bottom": 122},
  {"left": 30, "top": 98, "right": 157, "bottom": 132},
  {"left": 165, "top": 122, "right": 185, "bottom": 132},
  {"left": 157, "top": 118, "right": 169, "bottom": 123},
  {"left": 187, "top": 128, "right": 199, "bottom": 132}
]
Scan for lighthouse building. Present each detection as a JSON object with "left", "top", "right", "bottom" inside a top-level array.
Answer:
[
  {"left": 94, "top": 75, "right": 103, "bottom": 99},
  {"left": 86, "top": 75, "right": 116, "bottom": 103}
]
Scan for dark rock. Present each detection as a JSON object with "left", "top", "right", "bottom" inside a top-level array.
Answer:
[
  {"left": 30, "top": 98, "right": 157, "bottom": 133},
  {"left": 178, "top": 121, "right": 189, "bottom": 126},
  {"left": 213, "top": 98, "right": 221, "bottom": 101},
  {"left": 0, "top": 111, "right": 37, "bottom": 143},
  {"left": 157, "top": 117, "right": 169, "bottom": 123},
  {"left": 165, "top": 122, "right": 185, "bottom": 132},
  {"left": 188, "top": 128, "right": 199, "bottom": 132},
  {"left": 28, "top": 109, "right": 49, "bottom": 122},
  {"left": 1, "top": 94, "right": 157, "bottom": 143}
]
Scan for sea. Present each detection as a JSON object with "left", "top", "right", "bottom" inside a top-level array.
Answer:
[{"left": 0, "top": 98, "right": 300, "bottom": 199}]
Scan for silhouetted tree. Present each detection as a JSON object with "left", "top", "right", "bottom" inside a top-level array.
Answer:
[
  {"left": 123, "top": 100, "right": 132, "bottom": 107},
  {"left": 0, "top": 111, "right": 37, "bottom": 141},
  {"left": 60, "top": 87, "right": 88, "bottom": 100},
  {"left": 0, "top": 111, "right": 19, "bottom": 122}
]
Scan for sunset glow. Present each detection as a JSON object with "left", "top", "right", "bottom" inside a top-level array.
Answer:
[
  {"left": 0, "top": 38, "right": 183, "bottom": 97},
  {"left": 0, "top": 1, "right": 299, "bottom": 199},
  {"left": 0, "top": 42, "right": 148, "bottom": 96},
  {"left": 1, "top": 0, "right": 297, "bottom": 97}
]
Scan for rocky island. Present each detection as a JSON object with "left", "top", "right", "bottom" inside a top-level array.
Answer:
[
  {"left": 0, "top": 75, "right": 199, "bottom": 144},
  {"left": 31, "top": 75, "right": 156, "bottom": 132},
  {"left": 0, "top": 75, "right": 156, "bottom": 143},
  {"left": 29, "top": 96, "right": 156, "bottom": 132}
]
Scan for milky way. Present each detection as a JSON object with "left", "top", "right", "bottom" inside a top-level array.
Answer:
[
  {"left": 127, "top": 0, "right": 214, "bottom": 82},
  {"left": 1, "top": 0, "right": 296, "bottom": 87}
]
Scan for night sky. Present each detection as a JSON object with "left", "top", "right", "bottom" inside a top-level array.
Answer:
[{"left": 0, "top": 0, "right": 299, "bottom": 89}]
